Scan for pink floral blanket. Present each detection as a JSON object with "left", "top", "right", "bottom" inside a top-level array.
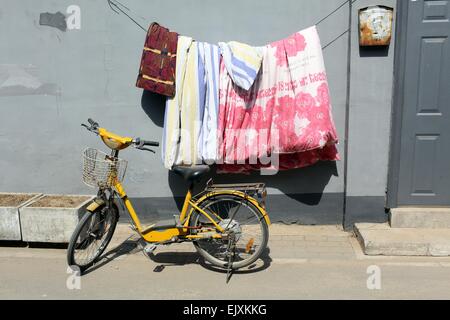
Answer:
[{"left": 217, "top": 26, "right": 339, "bottom": 174}]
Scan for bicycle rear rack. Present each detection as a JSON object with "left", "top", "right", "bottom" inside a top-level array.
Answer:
[{"left": 204, "top": 179, "right": 267, "bottom": 209}]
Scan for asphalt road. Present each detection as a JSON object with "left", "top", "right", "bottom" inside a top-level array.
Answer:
[{"left": 1, "top": 241, "right": 450, "bottom": 300}]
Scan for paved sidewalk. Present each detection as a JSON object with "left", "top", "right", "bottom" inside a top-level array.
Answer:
[
  {"left": 266, "top": 224, "right": 355, "bottom": 261},
  {"left": 110, "top": 223, "right": 357, "bottom": 262}
]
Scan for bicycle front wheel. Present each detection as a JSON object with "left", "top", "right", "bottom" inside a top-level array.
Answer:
[
  {"left": 189, "top": 194, "right": 269, "bottom": 270},
  {"left": 67, "top": 203, "right": 119, "bottom": 272}
]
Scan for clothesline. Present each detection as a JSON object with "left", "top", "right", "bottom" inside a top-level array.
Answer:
[
  {"left": 314, "top": 0, "right": 358, "bottom": 26},
  {"left": 106, "top": 0, "right": 359, "bottom": 50}
]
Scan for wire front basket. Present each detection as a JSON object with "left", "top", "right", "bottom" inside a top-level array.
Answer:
[{"left": 82, "top": 148, "right": 127, "bottom": 189}]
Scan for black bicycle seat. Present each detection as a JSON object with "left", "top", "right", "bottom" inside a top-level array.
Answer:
[{"left": 172, "top": 165, "right": 210, "bottom": 183}]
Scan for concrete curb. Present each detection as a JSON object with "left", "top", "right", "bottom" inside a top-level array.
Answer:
[
  {"left": 390, "top": 208, "right": 450, "bottom": 229},
  {"left": 355, "top": 223, "right": 450, "bottom": 256},
  {"left": 0, "top": 193, "right": 42, "bottom": 241}
]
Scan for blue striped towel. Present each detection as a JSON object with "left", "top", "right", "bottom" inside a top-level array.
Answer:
[{"left": 218, "top": 41, "right": 263, "bottom": 90}]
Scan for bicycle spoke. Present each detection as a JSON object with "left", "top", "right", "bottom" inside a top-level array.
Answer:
[
  {"left": 72, "top": 208, "right": 116, "bottom": 267},
  {"left": 192, "top": 196, "right": 268, "bottom": 268}
]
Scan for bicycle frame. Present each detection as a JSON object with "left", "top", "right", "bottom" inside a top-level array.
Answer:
[
  {"left": 84, "top": 126, "right": 270, "bottom": 244},
  {"left": 113, "top": 182, "right": 271, "bottom": 244},
  {"left": 113, "top": 181, "right": 229, "bottom": 243}
]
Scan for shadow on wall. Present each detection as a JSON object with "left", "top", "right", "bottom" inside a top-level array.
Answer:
[
  {"left": 137, "top": 90, "right": 342, "bottom": 225},
  {"left": 167, "top": 162, "right": 341, "bottom": 224},
  {"left": 359, "top": 45, "right": 390, "bottom": 57},
  {"left": 141, "top": 90, "right": 166, "bottom": 127}
]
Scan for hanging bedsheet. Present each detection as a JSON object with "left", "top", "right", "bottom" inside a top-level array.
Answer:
[
  {"left": 162, "top": 38, "right": 222, "bottom": 169},
  {"left": 217, "top": 25, "right": 339, "bottom": 174},
  {"left": 197, "top": 42, "right": 221, "bottom": 164},
  {"left": 162, "top": 36, "right": 202, "bottom": 169}
]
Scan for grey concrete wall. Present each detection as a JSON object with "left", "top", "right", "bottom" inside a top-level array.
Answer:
[
  {"left": 345, "top": 0, "right": 396, "bottom": 227},
  {"left": 0, "top": 0, "right": 395, "bottom": 226}
]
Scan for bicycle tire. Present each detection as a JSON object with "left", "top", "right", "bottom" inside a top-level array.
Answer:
[
  {"left": 67, "top": 203, "right": 119, "bottom": 273},
  {"left": 189, "top": 194, "right": 269, "bottom": 270}
]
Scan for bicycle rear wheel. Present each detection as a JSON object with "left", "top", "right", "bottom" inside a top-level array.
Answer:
[
  {"left": 67, "top": 203, "right": 118, "bottom": 272},
  {"left": 189, "top": 194, "right": 269, "bottom": 270}
]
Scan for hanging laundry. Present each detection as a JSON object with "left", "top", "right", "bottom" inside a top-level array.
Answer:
[
  {"left": 136, "top": 22, "right": 178, "bottom": 97},
  {"left": 217, "top": 26, "right": 339, "bottom": 173},
  {"left": 197, "top": 42, "right": 221, "bottom": 164},
  {"left": 162, "top": 36, "right": 202, "bottom": 169},
  {"left": 218, "top": 41, "right": 263, "bottom": 91}
]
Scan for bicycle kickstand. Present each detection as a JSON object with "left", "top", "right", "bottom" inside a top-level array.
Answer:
[{"left": 226, "top": 233, "right": 236, "bottom": 284}]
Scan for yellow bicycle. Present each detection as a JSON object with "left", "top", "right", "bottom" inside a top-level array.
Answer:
[{"left": 67, "top": 119, "right": 271, "bottom": 278}]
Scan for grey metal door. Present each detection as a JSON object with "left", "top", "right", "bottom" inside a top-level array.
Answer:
[{"left": 395, "top": 0, "right": 450, "bottom": 206}]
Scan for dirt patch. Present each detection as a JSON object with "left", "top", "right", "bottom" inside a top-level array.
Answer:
[
  {"left": 29, "top": 195, "right": 91, "bottom": 208},
  {"left": 0, "top": 194, "right": 37, "bottom": 207}
]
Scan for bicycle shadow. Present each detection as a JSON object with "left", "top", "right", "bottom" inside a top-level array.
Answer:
[
  {"left": 148, "top": 247, "right": 273, "bottom": 276},
  {"left": 82, "top": 236, "right": 141, "bottom": 275},
  {"left": 83, "top": 236, "right": 272, "bottom": 278}
]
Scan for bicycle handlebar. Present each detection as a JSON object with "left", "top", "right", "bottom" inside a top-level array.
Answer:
[
  {"left": 88, "top": 118, "right": 99, "bottom": 128},
  {"left": 146, "top": 140, "right": 160, "bottom": 147},
  {"left": 81, "top": 118, "right": 160, "bottom": 149},
  {"left": 134, "top": 137, "right": 159, "bottom": 149},
  {"left": 81, "top": 118, "right": 99, "bottom": 134}
]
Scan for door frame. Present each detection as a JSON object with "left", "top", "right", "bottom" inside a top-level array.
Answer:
[{"left": 386, "top": 0, "right": 409, "bottom": 208}]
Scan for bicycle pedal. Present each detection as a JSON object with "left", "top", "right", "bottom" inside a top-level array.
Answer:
[{"left": 143, "top": 244, "right": 157, "bottom": 255}]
